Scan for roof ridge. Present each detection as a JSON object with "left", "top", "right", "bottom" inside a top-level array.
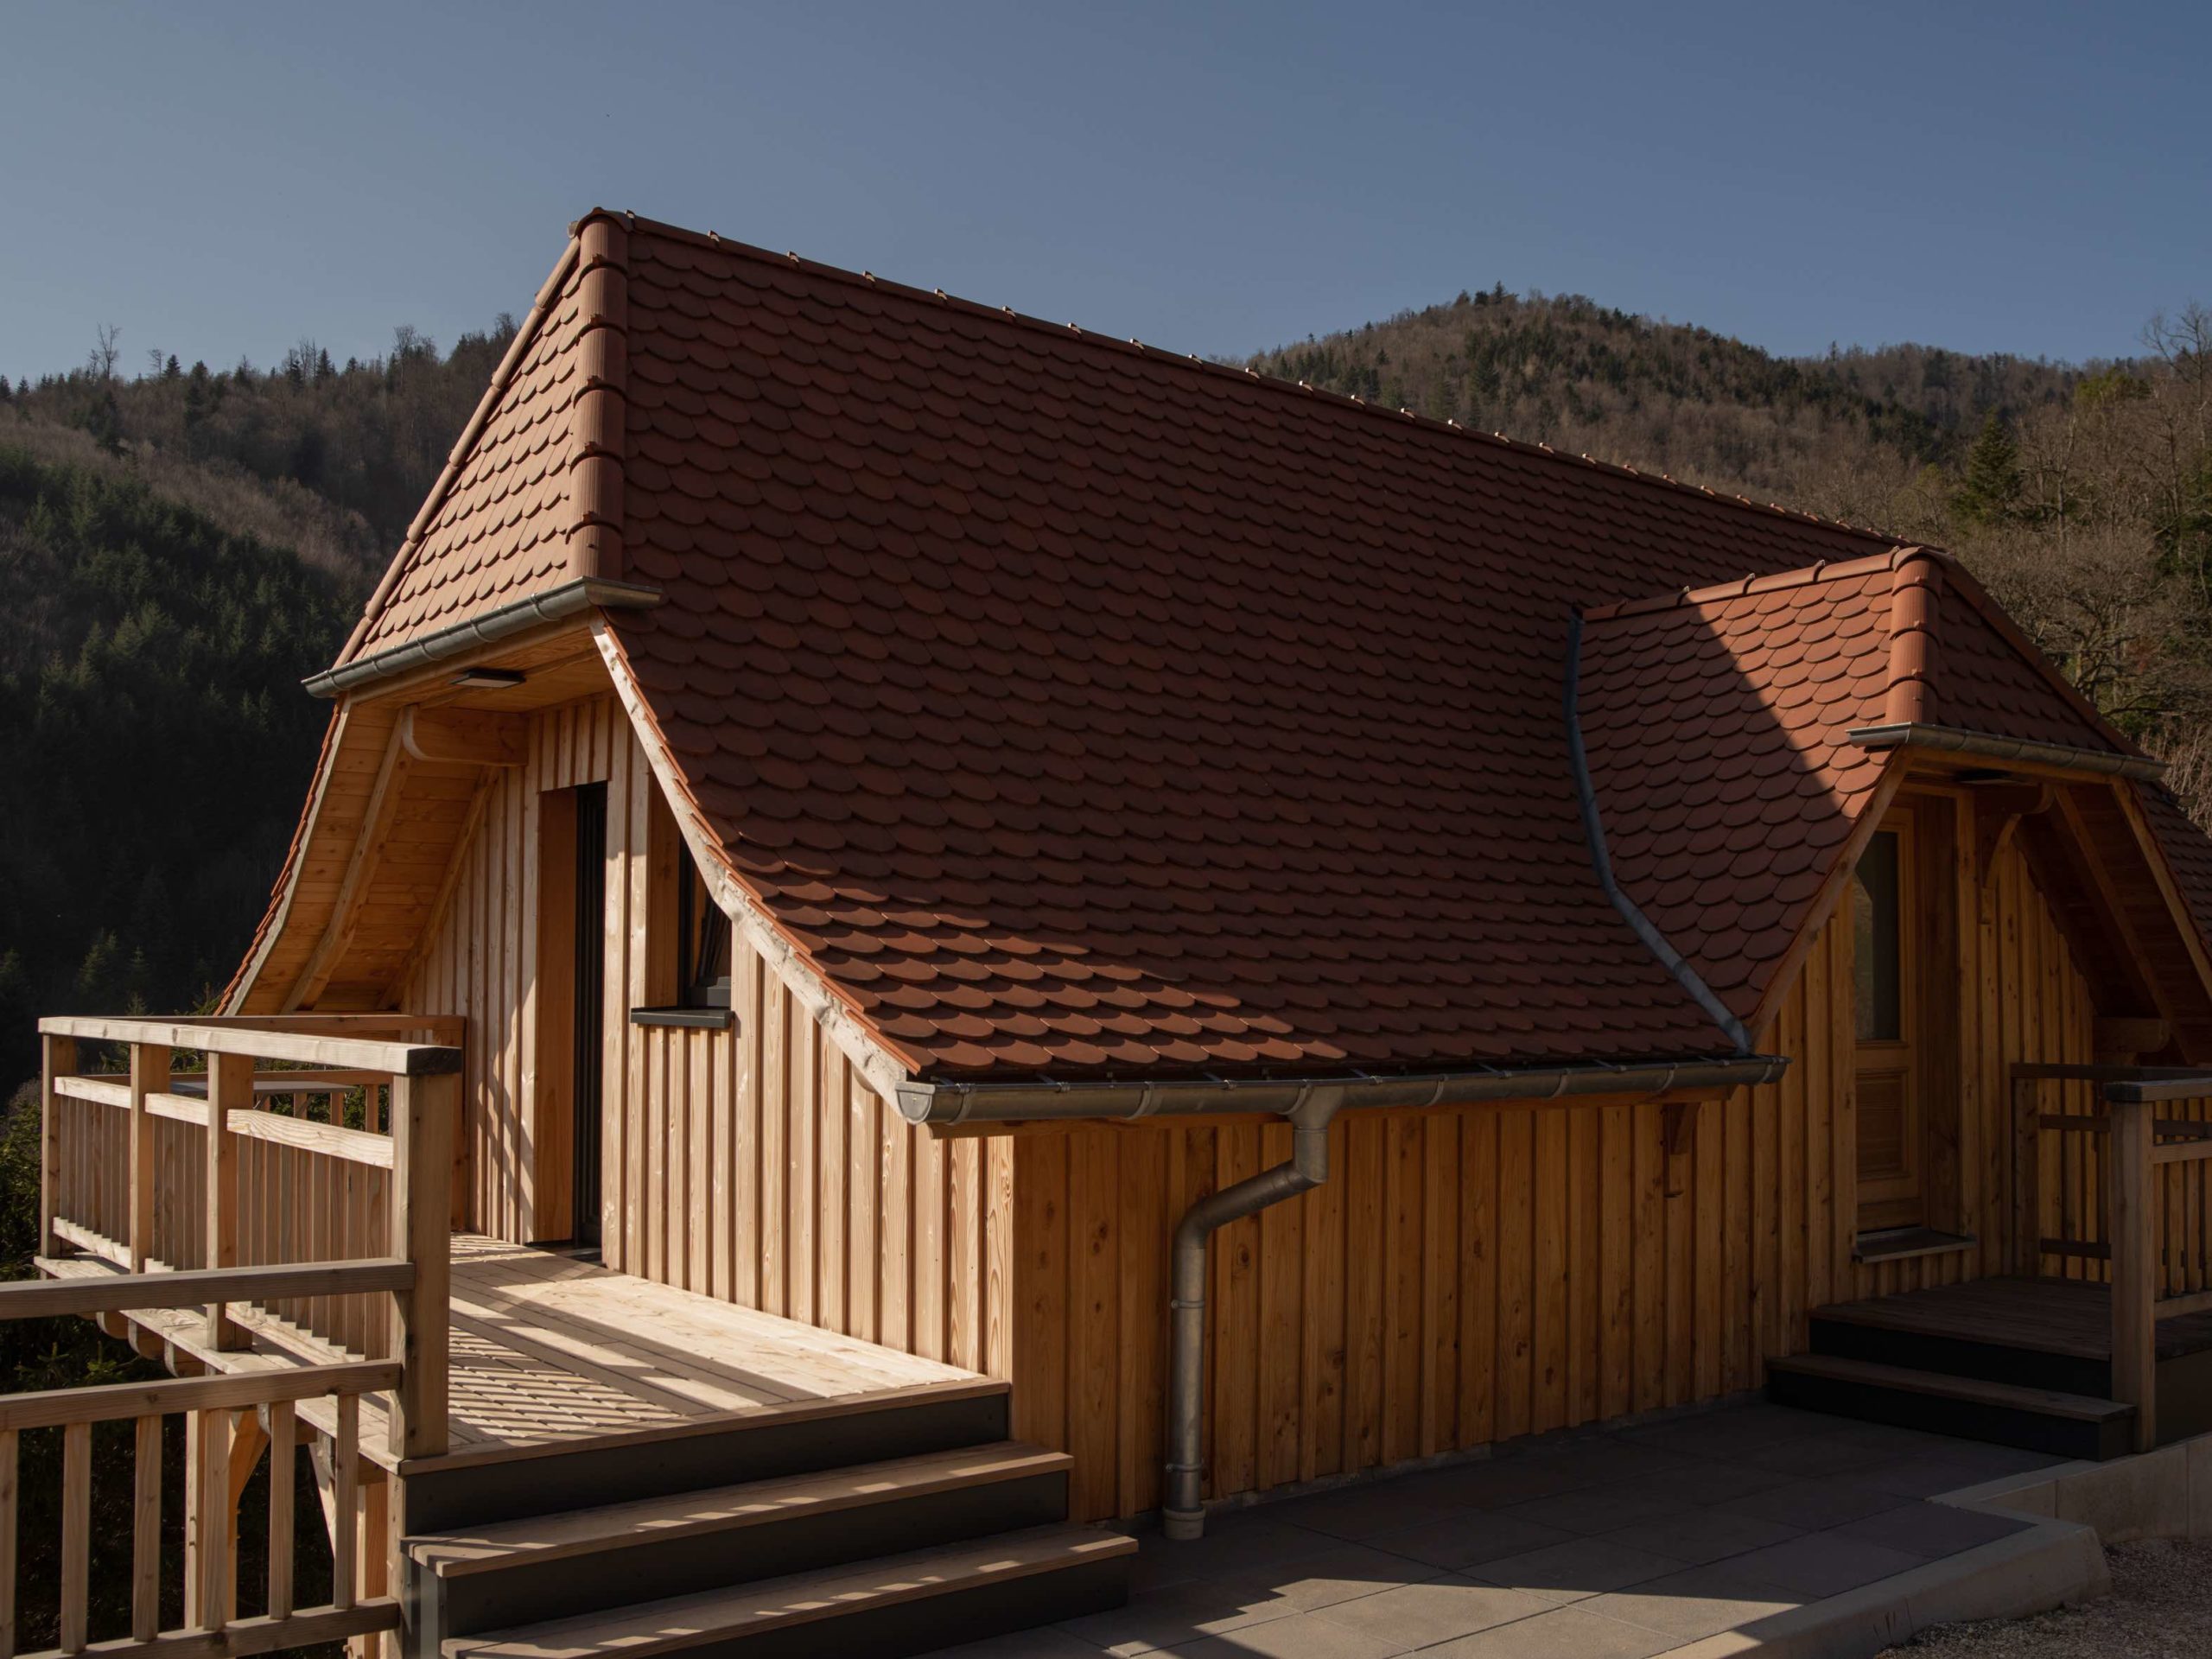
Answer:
[
  {"left": 569, "top": 214, "right": 629, "bottom": 581},
  {"left": 1882, "top": 550, "right": 1941, "bottom": 726},
  {"left": 335, "top": 234, "right": 584, "bottom": 668},
  {"left": 1926, "top": 551, "right": 2145, "bottom": 760},
  {"left": 598, "top": 207, "right": 1914, "bottom": 556},
  {"left": 1580, "top": 546, "right": 1918, "bottom": 623}
]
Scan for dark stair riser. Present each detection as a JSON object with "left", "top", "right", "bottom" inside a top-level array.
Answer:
[
  {"left": 403, "top": 1389, "right": 1012, "bottom": 1532},
  {"left": 1808, "top": 1316, "right": 2111, "bottom": 1398},
  {"left": 1767, "top": 1367, "right": 2133, "bottom": 1460},
  {"left": 435, "top": 1468, "right": 1072, "bottom": 1636},
  {"left": 528, "top": 1553, "right": 1134, "bottom": 1659}
]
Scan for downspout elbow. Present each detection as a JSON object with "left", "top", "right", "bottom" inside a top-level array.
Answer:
[{"left": 1164, "top": 1086, "right": 1342, "bottom": 1541}]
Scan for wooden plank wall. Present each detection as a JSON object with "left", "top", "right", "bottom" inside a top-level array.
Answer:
[
  {"left": 398, "top": 689, "right": 1014, "bottom": 1378},
  {"left": 1013, "top": 831, "right": 2100, "bottom": 1522}
]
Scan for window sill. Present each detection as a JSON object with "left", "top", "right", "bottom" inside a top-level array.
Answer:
[
  {"left": 1853, "top": 1226, "right": 1976, "bottom": 1265},
  {"left": 628, "top": 1007, "right": 736, "bottom": 1032}
]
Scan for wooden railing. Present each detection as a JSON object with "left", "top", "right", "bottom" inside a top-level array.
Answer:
[
  {"left": 21, "top": 1014, "right": 459, "bottom": 1659},
  {"left": 2014, "top": 1062, "right": 2212, "bottom": 1452}
]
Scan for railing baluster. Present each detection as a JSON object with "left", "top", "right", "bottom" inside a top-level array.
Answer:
[
  {"left": 267, "top": 1400, "right": 295, "bottom": 1621},
  {"left": 333, "top": 1394, "right": 359, "bottom": 1613},
  {"left": 206, "top": 1054, "right": 249, "bottom": 1350},
  {"left": 131, "top": 1414, "right": 160, "bottom": 1642},
  {"left": 2110, "top": 1092, "right": 2157, "bottom": 1452},
  {"left": 59, "top": 1421, "right": 90, "bottom": 1655},
  {"left": 0, "top": 1427, "right": 17, "bottom": 1659},
  {"left": 194, "top": 1408, "right": 231, "bottom": 1634}
]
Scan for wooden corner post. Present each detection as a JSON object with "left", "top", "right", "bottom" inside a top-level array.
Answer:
[
  {"left": 2107, "top": 1091, "right": 2157, "bottom": 1453},
  {"left": 39, "top": 1032, "right": 75, "bottom": 1261},
  {"left": 388, "top": 1070, "right": 455, "bottom": 1459},
  {"left": 127, "top": 1041, "right": 170, "bottom": 1274}
]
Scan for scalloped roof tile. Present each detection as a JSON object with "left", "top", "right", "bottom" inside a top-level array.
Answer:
[{"left": 333, "top": 211, "right": 2212, "bottom": 1081}]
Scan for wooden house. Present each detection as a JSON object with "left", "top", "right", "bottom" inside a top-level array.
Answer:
[{"left": 26, "top": 208, "right": 2212, "bottom": 1659}]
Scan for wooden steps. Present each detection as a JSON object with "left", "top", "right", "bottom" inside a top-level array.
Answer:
[
  {"left": 407, "top": 1388, "right": 1129, "bottom": 1656},
  {"left": 444, "top": 1526, "right": 1134, "bottom": 1659},
  {"left": 415, "top": 1444, "right": 1077, "bottom": 1633},
  {"left": 1767, "top": 1352, "right": 2137, "bottom": 1460}
]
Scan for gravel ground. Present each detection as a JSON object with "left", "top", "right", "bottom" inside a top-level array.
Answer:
[{"left": 1882, "top": 1538, "right": 2212, "bottom": 1657}]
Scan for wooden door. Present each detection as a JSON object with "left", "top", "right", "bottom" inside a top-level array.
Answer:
[
  {"left": 531, "top": 783, "right": 607, "bottom": 1248},
  {"left": 1853, "top": 815, "right": 1923, "bottom": 1231}
]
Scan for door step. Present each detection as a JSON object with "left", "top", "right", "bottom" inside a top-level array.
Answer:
[
  {"left": 413, "top": 1443, "right": 1074, "bottom": 1633},
  {"left": 443, "top": 1524, "right": 1135, "bottom": 1659},
  {"left": 1767, "top": 1353, "right": 2135, "bottom": 1460}
]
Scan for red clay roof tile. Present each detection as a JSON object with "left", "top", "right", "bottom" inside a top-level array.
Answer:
[{"left": 334, "top": 213, "right": 2205, "bottom": 1080}]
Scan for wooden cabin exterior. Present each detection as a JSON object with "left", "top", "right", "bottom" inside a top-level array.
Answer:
[{"left": 25, "top": 210, "right": 2212, "bottom": 1659}]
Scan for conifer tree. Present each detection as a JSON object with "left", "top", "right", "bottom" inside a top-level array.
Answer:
[{"left": 1955, "top": 410, "right": 2023, "bottom": 527}]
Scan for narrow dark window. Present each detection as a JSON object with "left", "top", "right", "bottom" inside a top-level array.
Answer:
[
  {"left": 1852, "top": 830, "right": 1904, "bottom": 1043},
  {"left": 676, "top": 842, "right": 732, "bottom": 1010}
]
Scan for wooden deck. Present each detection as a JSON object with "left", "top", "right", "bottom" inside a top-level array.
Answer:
[
  {"left": 1815, "top": 1274, "right": 2212, "bottom": 1362},
  {"left": 41, "top": 1233, "right": 981, "bottom": 1471}
]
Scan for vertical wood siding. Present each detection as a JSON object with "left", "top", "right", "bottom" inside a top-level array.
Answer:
[
  {"left": 399, "top": 690, "right": 1013, "bottom": 1378},
  {"left": 402, "top": 711, "right": 2102, "bottom": 1522},
  {"left": 1011, "top": 833, "right": 2099, "bottom": 1522}
]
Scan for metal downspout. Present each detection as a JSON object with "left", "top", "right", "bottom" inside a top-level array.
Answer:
[
  {"left": 1563, "top": 609, "right": 1755, "bottom": 1056},
  {"left": 1163, "top": 1084, "right": 1344, "bottom": 1541}
]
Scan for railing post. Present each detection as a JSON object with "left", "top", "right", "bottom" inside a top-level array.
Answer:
[
  {"left": 2108, "top": 1090, "right": 2158, "bottom": 1452},
  {"left": 39, "top": 1033, "right": 74, "bottom": 1262},
  {"left": 388, "top": 1070, "right": 454, "bottom": 1459},
  {"left": 126, "top": 1042, "right": 169, "bottom": 1274},
  {"left": 2011, "top": 1071, "right": 2038, "bottom": 1276},
  {"left": 204, "top": 1052, "right": 250, "bottom": 1350}
]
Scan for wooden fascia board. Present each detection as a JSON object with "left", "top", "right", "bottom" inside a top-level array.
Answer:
[
  {"left": 225, "top": 703, "right": 354, "bottom": 1014},
  {"left": 1744, "top": 761, "right": 1912, "bottom": 1048},
  {"left": 283, "top": 722, "right": 413, "bottom": 1010},
  {"left": 336, "top": 235, "right": 584, "bottom": 666},
  {"left": 925, "top": 1084, "right": 1734, "bottom": 1141},
  {"left": 385, "top": 771, "right": 498, "bottom": 1004},
  {"left": 592, "top": 621, "right": 919, "bottom": 1103},
  {"left": 2107, "top": 781, "right": 2212, "bottom": 1033},
  {"left": 2043, "top": 786, "right": 2172, "bottom": 1022}
]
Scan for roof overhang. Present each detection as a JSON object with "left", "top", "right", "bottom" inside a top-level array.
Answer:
[
  {"left": 1848, "top": 721, "right": 2165, "bottom": 782},
  {"left": 897, "top": 1053, "right": 1789, "bottom": 1128},
  {"left": 305, "top": 579, "right": 662, "bottom": 699}
]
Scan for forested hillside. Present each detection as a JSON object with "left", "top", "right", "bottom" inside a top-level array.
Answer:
[
  {"left": 0, "top": 322, "right": 519, "bottom": 1087},
  {"left": 1249, "top": 290, "right": 2212, "bottom": 787},
  {"left": 3, "top": 291, "right": 2210, "bottom": 1092}
]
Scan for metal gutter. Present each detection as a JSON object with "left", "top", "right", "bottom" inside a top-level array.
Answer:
[
  {"left": 303, "top": 578, "right": 663, "bottom": 698},
  {"left": 895, "top": 1053, "right": 1787, "bottom": 1128},
  {"left": 1563, "top": 610, "right": 1757, "bottom": 1055},
  {"left": 1847, "top": 721, "right": 2164, "bottom": 781}
]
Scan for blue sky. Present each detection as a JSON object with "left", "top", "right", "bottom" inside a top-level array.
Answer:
[{"left": 3, "top": 1, "right": 2205, "bottom": 382}]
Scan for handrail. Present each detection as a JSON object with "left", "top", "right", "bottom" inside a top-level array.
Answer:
[
  {"left": 33, "top": 1010, "right": 457, "bottom": 1658},
  {"left": 0, "top": 1360, "right": 402, "bottom": 1433},
  {"left": 0, "top": 1260, "right": 411, "bottom": 1322},
  {"left": 36, "top": 1015, "right": 459, "bottom": 1078}
]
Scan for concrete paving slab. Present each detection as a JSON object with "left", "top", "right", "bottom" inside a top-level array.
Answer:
[
  {"left": 921, "top": 1400, "right": 2101, "bottom": 1659},
  {"left": 1306, "top": 1575, "right": 1554, "bottom": 1648},
  {"left": 1464, "top": 1535, "right": 1687, "bottom": 1603},
  {"left": 1359, "top": 1507, "right": 1574, "bottom": 1571},
  {"left": 1421, "top": 1604, "right": 1680, "bottom": 1658},
  {"left": 1594, "top": 1506, "right": 1805, "bottom": 1566},
  {"left": 1578, "top": 1560, "right": 1806, "bottom": 1642}
]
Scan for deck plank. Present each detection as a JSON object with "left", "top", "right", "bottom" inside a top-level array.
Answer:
[
  {"left": 1813, "top": 1273, "right": 2212, "bottom": 1362},
  {"left": 38, "top": 1234, "right": 981, "bottom": 1472}
]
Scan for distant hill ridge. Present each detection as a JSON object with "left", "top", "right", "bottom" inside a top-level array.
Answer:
[{"left": 3, "top": 286, "right": 2208, "bottom": 1090}]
